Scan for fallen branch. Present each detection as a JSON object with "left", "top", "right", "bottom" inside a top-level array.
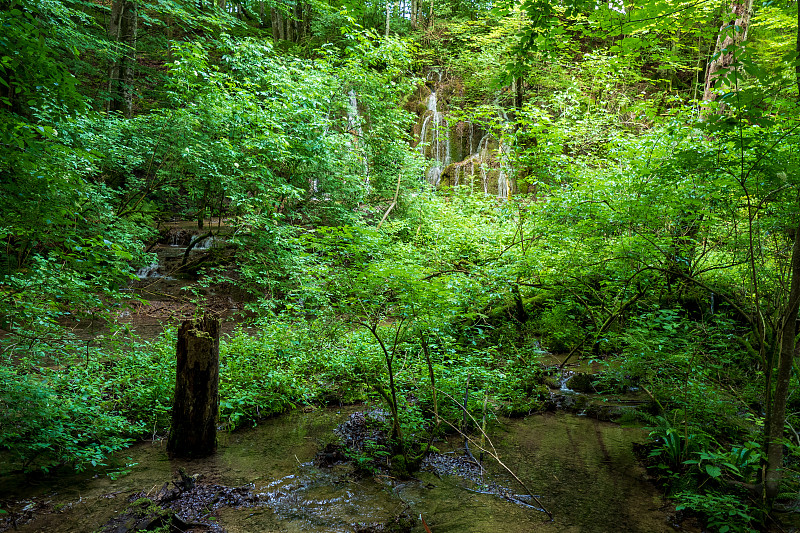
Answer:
[
  {"left": 180, "top": 231, "right": 213, "bottom": 267},
  {"left": 377, "top": 172, "right": 403, "bottom": 230},
  {"left": 437, "top": 388, "right": 553, "bottom": 520}
]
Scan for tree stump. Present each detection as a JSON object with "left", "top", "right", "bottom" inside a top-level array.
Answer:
[{"left": 167, "top": 315, "right": 219, "bottom": 458}]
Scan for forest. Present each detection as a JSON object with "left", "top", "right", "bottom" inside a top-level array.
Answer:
[{"left": 1, "top": 0, "right": 800, "bottom": 531}]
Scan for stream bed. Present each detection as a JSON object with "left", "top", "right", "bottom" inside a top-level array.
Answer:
[{"left": 1, "top": 407, "right": 691, "bottom": 533}]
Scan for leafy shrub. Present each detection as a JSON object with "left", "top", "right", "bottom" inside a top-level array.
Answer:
[
  {"left": 535, "top": 302, "right": 585, "bottom": 353},
  {"left": 0, "top": 366, "right": 138, "bottom": 473},
  {"left": 675, "top": 492, "right": 760, "bottom": 533}
]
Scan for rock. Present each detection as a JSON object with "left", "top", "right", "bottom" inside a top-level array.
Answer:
[
  {"left": 566, "top": 372, "right": 596, "bottom": 393},
  {"left": 315, "top": 443, "right": 348, "bottom": 467}
]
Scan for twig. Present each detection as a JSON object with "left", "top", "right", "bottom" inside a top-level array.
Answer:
[{"left": 437, "top": 389, "right": 553, "bottom": 520}]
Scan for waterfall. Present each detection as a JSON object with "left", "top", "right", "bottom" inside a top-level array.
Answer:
[
  {"left": 347, "top": 89, "right": 362, "bottom": 137},
  {"left": 495, "top": 107, "right": 515, "bottom": 200},
  {"left": 136, "top": 263, "right": 161, "bottom": 279},
  {"left": 497, "top": 169, "right": 508, "bottom": 199},
  {"left": 418, "top": 88, "right": 450, "bottom": 188},
  {"left": 414, "top": 74, "right": 516, "bottom": 197}
]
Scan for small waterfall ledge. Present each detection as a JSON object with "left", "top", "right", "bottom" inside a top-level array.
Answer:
[{"left": 412, "top": 71, "right": 516, "bottom": 199}]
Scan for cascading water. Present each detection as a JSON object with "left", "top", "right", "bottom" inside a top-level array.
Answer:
[
  {"left": 496, "top": 141, "right": 512, "bottom": 200},
  {"left": 418, "top": 84, "right": 451, "bottom": 188},
  {"left": 414, "top": 72, "right": 516, "bottom": 198},
  {"left": 136, "top": 263, "right": 161, "bottom": 279}
]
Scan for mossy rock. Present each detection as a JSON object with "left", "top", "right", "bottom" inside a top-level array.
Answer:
[{"left": 566, "top": 373, "right": 596, "bottom": 393}]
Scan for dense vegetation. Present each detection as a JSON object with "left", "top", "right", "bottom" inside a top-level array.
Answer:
[{"left": 2, "top": 0, "right": 800, "bottom": 530}]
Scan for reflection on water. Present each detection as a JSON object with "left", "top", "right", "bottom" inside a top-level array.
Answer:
[{"left": 1, "top": 408, "right": 686, "bottom": 533}]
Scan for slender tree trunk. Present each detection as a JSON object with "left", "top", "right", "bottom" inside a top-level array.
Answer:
[
  {"left": 411, "top": 0, "right": 417, "bottom": 29},
  {"left": 796, "top": 0, "right": 799, "bottom": 99},
  {"left": 385, "top": 0, "right": 391, "bottom": 37},
  {"left": 107, "top": 0, "right": 137, "bottom": 117},
  {"left": 764, "top": 222, "right": 800, "bottom": 500},
  {"left": 166, "top": 15, "right": 173, "bottom": 62},
  {"left": 702, "top": 0, "right": 755, "bottom": 104},
  {"left": 294, "top": 2, "right": 302, "bottom": 41},
  {"left": 270, "top": 8, "right": 279, "bottom": 40},
  {"left": 429, "top": 0, "right": 434, "bottom": 27},
  {"left": 167, "top": 315, "right": 220, "bottom": 458},
  {"left": 513, "top": 77, "right": 523, "bottom": 123}
]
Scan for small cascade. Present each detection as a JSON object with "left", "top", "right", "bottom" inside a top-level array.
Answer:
[
  {"left": 413, "top": 73, "right": 517, "bottom": 196},
  {"left": 418, "top": 88, "right": 450, "bottom": 187},
  {"left": 169, "top": 231, "right": 191, "bottom": 246},
  {"left": 497, "top": 170, "right": 508, "bottom": 199},
  {"left": 136, "top": 263, "right": 161, "bottom": 279},
  {"left": 496, "top": 140, "right": 513, "bottom": 200},
  {"left": 193, "top": 236, "right": 216, "bottom": 250}
]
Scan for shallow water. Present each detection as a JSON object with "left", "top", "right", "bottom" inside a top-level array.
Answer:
[{"left": 1, "top": 408, "right": 686, "bottom": 533}]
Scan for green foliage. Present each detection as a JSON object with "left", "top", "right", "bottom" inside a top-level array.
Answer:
[
  {"left": 675, "top": 492, "right": 760, "bottom": 533},
  {"left": 0, "top": 365, "right": 138, "bottom": 473},
  {"left": 0, "top": 0, "right": 797, "bottom": 527},
  {"left": 534, "top": 301, "right": 585, "bottom": 353}
]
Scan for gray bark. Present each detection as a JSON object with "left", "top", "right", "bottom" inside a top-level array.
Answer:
[
  {"left": 702, "top": 0, "right": 754, "bottom": 104},
  {"left": 386, "top": 0, "right": 391, "bottom": 37}
]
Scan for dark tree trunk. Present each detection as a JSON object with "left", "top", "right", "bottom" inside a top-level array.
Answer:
[
  {"left": 796, "top": 0, "right": 800, "bottom": 100},
  {"left": 167, "top": 315, "right": 220, "bottom": 459},
  {"left": 294, "top": 2, "right": 302, "bottom": 41},
  {"left": 107, "top": 0, "right": 138, "bottom": 117},
  {"left": 764, "top": 221, "right": 800, "bottom": 500}
]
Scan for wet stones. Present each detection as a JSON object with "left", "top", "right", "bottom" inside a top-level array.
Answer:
[
  {"left": 354, "top": 509, "right": 416, "bottom": 532},
  {"left": 333, "top": 410, "right": 390, "bottom": 456},
  {"left": 565, "top": 372, "right": 597, "bottom": 393},
  {"left": 314, "top": 442, "right": 348, "bottom": 468},
  {"left": 102, "top": 472, "right": 260, "bottom": 533}
]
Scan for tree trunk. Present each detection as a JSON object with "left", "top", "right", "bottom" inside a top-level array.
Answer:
[
  {"left": 411, "top": 0, "right": 417, "bottom": 29},
  {"left": 167, "top": 315, "right": 220, "bottom": 459},
  {"left": 270, "top": 8, "right": 279, "bottom": 41},
  {"left": 107, "top": 0, "right": 137, "bottom": 117},
  {"left": 294, "top": 2, "right": 302, "bottom": 41},
  {"left": 796, "top": 0, "right": 799, "bottom": 100},
  {"left": 764, "top": 221, "right": 800, "bottom": 500},
  {"left": 702, "top": 0, "right": 754, "bottom": 104},
  {"left": 385, "top": 0, "right": 391, "bottom": 37}
]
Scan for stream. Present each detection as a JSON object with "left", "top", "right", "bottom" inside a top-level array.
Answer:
[
  {"left": 0, "top": 405, "right": 693, "bottom": 533},
  {"left": 14, "top": 219, "right": 694, "bottom": 532}
]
